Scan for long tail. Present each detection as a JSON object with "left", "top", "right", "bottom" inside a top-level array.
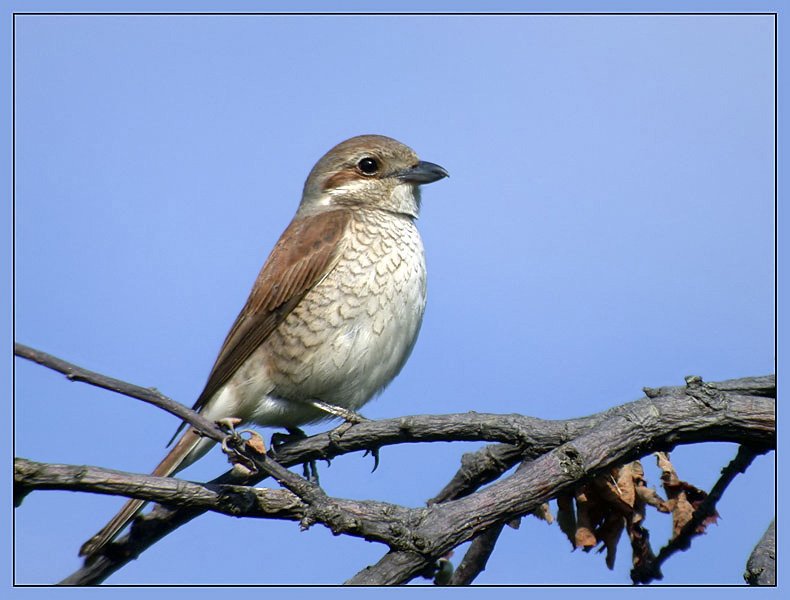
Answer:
[{"left": 79, "top": 427, "right": 212, "bottom": 558}]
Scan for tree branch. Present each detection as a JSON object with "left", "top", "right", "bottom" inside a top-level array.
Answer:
[
  {"left": 15, "top": 343, "right": 775, "bottom": 585},
  {"left": 15, "top": 457, "right": 306, "bottom": 519},
  {"left": 349, "top": 377, "right": 775, "bottom": 584},
  {"left": 744, "top": 518, "right": 775, "bottom": 585},
  {"left": 630, "top": 445, "right": 767, "bottom": 584},
  {"left": 447, "top": 521, "right": 506, "bottom": 585},
  {"left": 14, "top": 343, "right": 228, "bottom": 444},
  {"left": 428, "top": 375, "right": 776, "bottom": 505}
]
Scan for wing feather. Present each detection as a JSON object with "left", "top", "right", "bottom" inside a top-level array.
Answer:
[{"left": 182, "top": 209, "right": 352, "bottom": 427}]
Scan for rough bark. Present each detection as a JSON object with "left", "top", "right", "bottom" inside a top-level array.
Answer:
[
  {"left": 744, "top": 518, "right": 776, "bottom": 586},
  {"left": 13, "top": 344, "right": 775, "bottom": 586}
]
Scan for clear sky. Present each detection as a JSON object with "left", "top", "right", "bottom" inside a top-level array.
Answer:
[{"left": 9, "top": 1, "right": 780, "bottom": 594}]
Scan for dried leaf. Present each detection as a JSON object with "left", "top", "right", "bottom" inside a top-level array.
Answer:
[
  {"left": 671, "top": 491, "right": 695, "bottom": 538},
  {"left": 574, "top": 486, "right": 599, "bottom": 550},
  {"left": 553, "top": 454, "right": 715, "bottom": 575},
  {"left": 243, "top": 431, "right": 267, "bottom": 455},
  {"left": 615, "top": 463, "right": 637, "bottom": 508},
  {"left": 597, "top": 513, "right": 626, "bottom": 570},
  {"left": 531, "top": 502, "right": 554, "bottom": 525},
  {"left": 591, "top": 469, "right": 632, "bottom": 513},
  {"left": 654, "top": 451, "right": 675, "bottom": 481},
  {"left": 630, "top": 459, "right": 645, "bottom": 483},
  {"left": 556, "top": 494, "right": 577, "bottom": 549},
  {"left": 655, "top": 452, "right": 719, "bottom": 538},
  {"left": 635, "top": 485, "right": 670, "bottom": 513}
]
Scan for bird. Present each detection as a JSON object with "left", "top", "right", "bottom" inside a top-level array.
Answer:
[{"left": 79, "top": 134, "right": 448, "bottom": 557}]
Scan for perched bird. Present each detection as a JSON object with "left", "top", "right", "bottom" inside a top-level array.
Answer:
[{"left": 80, "top": 134, "right": 448, "bottom": 557}]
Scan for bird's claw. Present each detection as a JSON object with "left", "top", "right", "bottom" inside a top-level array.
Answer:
[
  {"left": 269, "top": 427, "right": 322, "bottom": 484},
  {"left": 216, "top": 417, "right": 243, "bottom": 435},
  {"left": 271, "top": 427, "right": 307, "bottom": 452},
  {"left": 217, "top": 419, "right": 261, "bottom": 473},
  {"left": 363, "top": 447, "right": 381, "bottom": 472}
]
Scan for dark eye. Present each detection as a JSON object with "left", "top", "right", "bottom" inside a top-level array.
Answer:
[{"left": 357, "top": 157, "right": 379, "bottom": 175}]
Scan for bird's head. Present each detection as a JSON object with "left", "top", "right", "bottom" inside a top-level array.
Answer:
[{"left": 300, "top": 135, "right": 448, "bottom": 219}]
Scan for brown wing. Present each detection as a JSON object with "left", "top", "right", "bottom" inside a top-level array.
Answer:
[{"left": 188, "top": 208, "right": 351, "bottom": 419}]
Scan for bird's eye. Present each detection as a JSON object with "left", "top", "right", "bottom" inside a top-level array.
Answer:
[{"left": 357, "top": 157, "right": 379, "bottom": 175}]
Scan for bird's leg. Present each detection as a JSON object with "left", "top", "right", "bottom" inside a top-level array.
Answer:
[
  {"left": 270, "top": 426, "right": 307, "bottom": 450},
  {"left": 307, "top": 399, "right": 368, "bottom": 424},
  {"left": 217, "top": 417, "right": 243, "bottom": 454},
  {"left": 306, "top": 399, "right": 380, "bottom": 471},
  {"left": 270, "top": 427, "right": 321, "bottom": 484}
]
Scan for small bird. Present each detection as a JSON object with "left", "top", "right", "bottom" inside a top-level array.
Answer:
[{"left": 79, "top": 134, "right": 448, "bottom": 557}]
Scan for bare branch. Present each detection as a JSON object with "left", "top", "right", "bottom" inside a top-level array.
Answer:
[
  {"left": 448, "top": 522, "right": 506, "bottom": 585},
  {"left": 14, "top": 458, "right": 305, "bottom": 519},
  {"left": 14, "top": 343, "right": 227, "bottom": 444},
  {"left": 15, "top": 344, "right": 775, "bottom": 585},
  {"left": 744, "top": 518, "right": 775, "bottom": 585},
  {"left": 631, "top": 445, "right": 767, "bottom": 584},
  {"left": 429, "top": 375, "right": 776, "bottom": 505},
  {"left": 58, "top": 375, "right": 779, "bottom": 584},
  {"left": 348, "top": 379, "right": 775, "bottom": 585}
]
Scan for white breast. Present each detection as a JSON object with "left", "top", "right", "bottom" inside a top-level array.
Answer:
[{"left": 221, "top": 209, "right": 428, "bottom": 428}]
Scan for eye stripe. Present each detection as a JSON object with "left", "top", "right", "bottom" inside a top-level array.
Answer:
[{"left": 322, "top": 169, "right": 363, "bottom": 193}]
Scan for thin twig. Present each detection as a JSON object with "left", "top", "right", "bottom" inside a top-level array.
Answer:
[
  {"left": 14, "top": 343, "right": 227, "bottom": 443},
  {"left": 15, "top": 343, "right": 776, "bottom": 586},
  {"left": 631, "top": 445, "right": 767, "bottom": 584}
]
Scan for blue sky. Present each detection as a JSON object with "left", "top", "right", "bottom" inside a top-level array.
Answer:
[{"left": 9, "top": 2, "right": 780, "bottom": 593}]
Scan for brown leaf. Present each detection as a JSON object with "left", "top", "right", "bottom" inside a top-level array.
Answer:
[
  {"left": 591, "top": 468, "right": 634, "bottom": 514},
  {"left": 671, "top": 491, "right": 695, "bottom": 538},
  {"left": 556, "top": 494, "right": 577, "bottom": 549},
  {"left": 654, "top": 452, "right": 719, "bottom": 538},
  {"left": 243, "top": 430, "right": 267, "bottom": 455},
  {"left": 615, "top": 463, "right": 637, "bottom": 508},
  {"left": 635, "top": 485, "right": 670, "bottom": 513},
  {"left": 597, "top": 513, "right": 626, "bottom": 570},
  {"left": 574, "top": 486, "right": 599, "bottom": 550},
  {"left": 630, "top": 459, "right": 646, "bottom": 484},
  {"left": 531, "top": 502, "right": 554, "bottom": 525}
]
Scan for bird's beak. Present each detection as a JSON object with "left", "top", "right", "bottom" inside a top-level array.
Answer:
[{"left": 398, "top": 161, "right": 449, "bottom": 184}]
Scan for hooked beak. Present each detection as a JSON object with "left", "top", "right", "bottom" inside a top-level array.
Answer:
[{"left": 398, "top": 160, "right": 450, "bottom": 184}]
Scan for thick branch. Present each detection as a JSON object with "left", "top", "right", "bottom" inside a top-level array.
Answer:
[
  {"left": 347, "top": 377, "right": 775, "bottom": 585},
  {"left": 744, "top": 518, "right": 776, "bottom": 585},
  {"left": 14, "top": 458, "right": 305, "bottom": 520},
  {"left": 15, "top": 340, "right": 776, "bottom": 479},
  {"left": 15, "top": 344, "right": 775, "bottom": 585},
  {"left": 429, "top": 375, "right": 776, "bottom": 505}
]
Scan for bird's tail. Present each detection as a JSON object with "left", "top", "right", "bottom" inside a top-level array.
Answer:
[{"left": 78, "top": 426, "right": 213, "bottom": 558}]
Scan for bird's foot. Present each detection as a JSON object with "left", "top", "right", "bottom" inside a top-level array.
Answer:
[
  {"left": 218, "top": 417, "right": 243, "bottom": 457},
  {"left": 216, "top": 417, "right": 243, "bottom": 436},
  {"left": 270, "top": 426, "right": 307, "bottom": 450},
  {"left": 271, "top": 427, "right": 321, "bottom": 484},
  {"left": 310, "top": 400, "right": 380, "bottom": 470},
  {"left": 363, "top": 447, "right": 381, "bottom": 472},
  {"left": 217, "top": 418, "right": 262, "bottom": 474}
]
